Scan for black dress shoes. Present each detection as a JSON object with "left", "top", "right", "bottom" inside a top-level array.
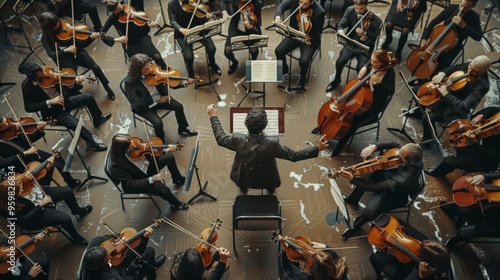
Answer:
[
  {"left": 68, "top": 179, "right": 82, "bottom": 189},
  {"left": 311, "top": 127, "right": 320, "bottom": 134},
  {"left": 210, "top": 64, "right": 222, "bottom": 75},
  {"left": 93, "top": 113, "right": 112, "bottom": 128},
  {"left": 178, "top": 128, "right": 198, "bottom": 136},
  {"left": 173, "top": 176, "right": 186, "bottom": 186},
  {"left": 341, "top": 228, "right": 357, "bottom": 239},
  {"left": 424, "top": 168, "right": 439, "bottom": 177},
  {"left": 155, "top": 254, "right": 167, "bottom": 267},
  {"left": 92, "top": 143, "right": 108, "bottom": 151},
  {"left": 228, "top": 61, "right": 239, "bottom": 74},
  {"left": 297, "top": 77, "right": 306, "bottom": 89},
  {"left": 74, "top": 205, "right": 93, "bottom": 221},
  {"left": 325, "top": 79, "right": 340, "bottom": 92}
]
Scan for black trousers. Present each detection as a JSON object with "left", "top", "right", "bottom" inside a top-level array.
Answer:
[
  {"left": 332, "top": 46, "right": 370, "bottom": 83},
  {"left": 125, "top": 35, "right": 167, "bottom": 69},
  {"left": 275, "top": 38, "right": 318, "bottom": 82},
  {"left": 146, "top": 153, "right": 183, "bottom": 183},
  {"left": 432, "top": 148, "right": 499, "bottom": 176},
  {"left": 137, "top": 98, "right": 189, "bottom": 142},
  {"left": 176, "top": 37, "right": 217, "bottom": 78},
  {"left": 224, "top": 26, "right": 260, "bottom": 62}
]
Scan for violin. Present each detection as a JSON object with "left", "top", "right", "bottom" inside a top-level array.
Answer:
[
  {"left": 100, "top": 220, "right": 161, "bottom": 266},
  {"left": 297, "top": 8, "right": 312, "bottom": 45},
  {"left": 452, "top": 175, "right": 500, "bottom": 207},
  {"left": 56, "top": 20, "right": 106, "bottom": 42},
  {"left": 182, "top": 0, "right": 213, "bottom": 19},
  {"left": 406, "top": 9, "right": 462, "bottom": 79},
  {"left": 368, "top": 214, "right": 421, "bottom": 264},
  {"left": 0, "top": 228, "right": 49, "bottom": 274},
  {"left": 416, "top": 70, "right": 473, "bottom": 107},
  {"left": 329, "top": 148, "right": 402, "bottom": 178},
  {"left": 193, "top": 218, "right": 222, "bottom": 268},
  {"left": 401, "top": 0, "right": 420, "bottom": 21},
  {"left": 118, "top": 4, "right": 155, "bottom": 27},
  {"left": 0, "top": 117, "right": 57, "bottom": 140},
  {"left": 239, "top": 0, "right": 258, "bottom": 28},
  {"left": 272, "top": 232, "right": 316, "bottom": 274},
  {"left": 144, "top": 64, "right": 202, "bottom": 87},
  {"left": 127, "top": 136, "right": 184, "bottom": 161},
  {"left": 36, "top": 66, "right": 97, "bottom": 88},
  {"left": 448, "top": 112, "right": 500, "bottom": 148}
]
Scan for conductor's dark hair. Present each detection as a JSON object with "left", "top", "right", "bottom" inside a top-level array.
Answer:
[{"left": 245, "top": 108, "right": 268, "bottom": 135}]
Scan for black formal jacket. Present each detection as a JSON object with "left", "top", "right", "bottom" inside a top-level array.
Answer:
[
  {"left": 111, "top": 156, "right": 153, "bottom": 192},
  {"left": 275, "top": 0, "right": 325, "bottom": 47},
  {"left": 123, "top": 77, "right": 183, "bottom": 114},
  {"left": 337, "top": 6, "right": 382, "bottom": 51},
  {"left": 21, "top": 78, "right": 72, "bottom": 120},
  {"left": 210, "top": 116, "right": 319, "bottom": 189},
  {"left": 168, "top": 0, "right": 211, "bottom": 39},
  {"left": 0, "top": 197, "right": 44, "bottom": 231}
]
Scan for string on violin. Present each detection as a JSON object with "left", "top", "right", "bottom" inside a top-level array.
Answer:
[
  {"left": 15, "top": 155, "right": 54, "bottom": 207},
  {"left": 141, "top": 121, "right": 164, "bottom": 184}
]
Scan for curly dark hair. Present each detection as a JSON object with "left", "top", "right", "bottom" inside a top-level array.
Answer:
[
  {"left": 245, "top": 108, "right": 268, "bottom": 135},
  {"left": 128, "top": 53, "right": 151, "bottom": 80}
]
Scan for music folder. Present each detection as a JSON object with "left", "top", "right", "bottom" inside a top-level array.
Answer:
[
  {"left": 272, "top": 20, "right": 307, "bottom": 44},
  {"left": 337, "top": 33, "right": 369, "bottom": 54}
]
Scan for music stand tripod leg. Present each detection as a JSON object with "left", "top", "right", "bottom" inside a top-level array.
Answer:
[
  {"left": 75, "top": 148, "right": 109, "bottom": 192},
  {"left": 187, "top": 165, "right": 217, "bottom": 204}
]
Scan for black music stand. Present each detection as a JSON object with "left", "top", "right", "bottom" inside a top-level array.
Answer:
[
  {"left": 11, "top": 0, "right": 45, "bottom": 64},
  {"left": 328, "top": 171, "right": 353, "bottom": 229},
  {"left": 322, "top": 0, "right": 336, "bottom": 32},
  {"left": 238, "top": 60, "right": 283, "bottom": 107},
  {"left": 185, "top": 134, "right": 216, "bottom": 204},
  {"left": 61, "top": 115, "right": 108, "bottom": 191}
]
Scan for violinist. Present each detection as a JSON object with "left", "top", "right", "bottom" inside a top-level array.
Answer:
[
  {"left": 440, "top": 171, "right": 500, "bottom": 251},
  {"left": 109, "top": 133, "right": 189, "bottom": 210},
  {"left": 339, "top": 142, "right": 423, "bottom": 239},
  {"left": 101, "top": 0, "right": 167, "bottom": 70},
  {"left": 38, "top": 12, "right": 116, "bottom": 100},
  {"left": 325, "top": 0, "right": 381, "bottom": 92},
  {"left": 424, "top": 106, "right": 500, "bottom": 178},
  {"left": 382, "top": 0, "right": 427, "bottom": 62},
  {"left": 168, "top": 0, "right": 222, "bottom": 78},
  {"left": 0, "top": 232, "right": 50, "bottom": 280},
  {"left": 170, "top": 247, "right": 231, "bottom": 280},
  {"left": 274, "top": 0, "right": 325, "bottom": 89},
  {"left": 44, "top": 0, "right": 103, "bottom": 33},
  {"left": 82, "top": 226, "right": 166, "bottom": 280},
  {"left": 124, "top": 53, "right": 197, "bottom": 142},
  {"left": 19, "top": 60, "right": 110, "bottom": 152},
  {"left": 408, "top": 55, "right": 491, "bottom": 143},
  {"left": 221, "top": 0, "right": 262, "bottom": 74}
]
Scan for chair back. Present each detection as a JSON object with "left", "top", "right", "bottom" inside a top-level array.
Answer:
[
  {"left": 407, "top": 171, "right": 426, "bottom": 206},
  {"left": 104, "top": 148, "right": 121, "bottom": 188},
  {"left": 233, "top": 195, "right": 282, "bottom": 231}
]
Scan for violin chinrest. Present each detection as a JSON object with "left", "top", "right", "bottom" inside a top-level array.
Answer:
[{"left": 374, "top": 214, "right": 390, "bottom": 227}]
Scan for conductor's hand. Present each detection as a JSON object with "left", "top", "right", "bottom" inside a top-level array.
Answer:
[
  {"left": 207, "top": 104, "right": 217, "bottom": 117},
  {"left": 338, "top": 168, "right": 354, "bottom": 180},
  {"left": 317, "top": 134, "right": 329, "bottom": 151},
  {"left": 218, "top": 247, "right": 230, "bottom": 263},
  {"left": 152, "top": 173, "right": 163, "bottom": 182},
  {"left": 360, "top": 144, "right": 377, "bottom": 160},
  {"left": 49, "top": 96, "right": 65, "bottom": 106}
]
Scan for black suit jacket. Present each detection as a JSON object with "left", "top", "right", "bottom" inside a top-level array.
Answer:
[
  {"left": 168, "top": 0, "right": 210, "bottom": 39},
  {"left": 111, "top": 157, "right": 152, "bottom": 192},
  {"left": 337, "top": 6, "right": 382, "bottom": 51},
  {"left": 123, "top": 77, "right": 183, "bottom": 113}
]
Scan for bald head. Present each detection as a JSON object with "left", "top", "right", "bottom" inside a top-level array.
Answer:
[{"left": 470, "top": 55, "right": 491, "bottom": 75}]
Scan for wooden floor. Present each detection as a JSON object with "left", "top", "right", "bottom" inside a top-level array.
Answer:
[{"left": 1, "top": 0, "right": 500, "bottom": 279}]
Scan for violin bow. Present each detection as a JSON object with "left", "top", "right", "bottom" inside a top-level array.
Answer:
[
  {"left": 282, "top": 0, "right": 306, "bottom": 24},
  {"left": 54, "top": 42, "right": 66, "bottom": 111},
  {"left": 186, "top": 0, "right": 202, "bottom": 32},
  {"left": 142, "top": 121, "right": 165, "bottom": 184},
  {"left": 228, "top": 0, "right": 253, "bottom": 20},
  {"left": 0, "top": 228, "right": 47, "bottom": 276},
  {"left": 345, "top": 9, "right": 372, "bottom": 37},
  {"left": 71, "top": 0, "right": 76, "bottom": 58},
  {"left": 16, "top": 154, "right": 54, "bottom": 207},
  {"left": 125, "top": 4, "right": 129, "bottom": 50}
]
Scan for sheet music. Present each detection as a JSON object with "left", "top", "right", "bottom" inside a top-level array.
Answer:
[
  {"left": 337, "top": 33, "right": 369, "bottom": 53},
  {"left": 232, "top": 109, "right": 280, "bottom": 135},
  {"left": 273, "top": 21, "right": 307, "bottom": 44},
  {"left": 230, "top": 34, "right": 269, "bottom": 51},
  {"left": 250, "top": 60, "right": 278, "bottom": 82},
  {"left": 185, "top": 20, "right": 223, "bottom": 45}
]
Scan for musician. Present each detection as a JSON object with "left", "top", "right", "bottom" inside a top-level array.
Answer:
[
  {"left": 170, "top": 248, "right": 231, "bottom": 280},
  {"left": 207, "top": 105, "right": 329, "bottom": 194},
  {"left": 44, "top": 0, "right": 103, "bottom": 32},
  {"left": 317, "top": 49, "right": 396, "bottom": 156},
  {"left": 274, "top": 0, "right": 325, "bottom": 88},
  {"left": 370, "top": 218, "right": 450, "bottom": 280},
  {"left": 167, "top": 0, "right": 222, "bottom": 78},
  {"left": 325, "top": 0, "right": 381, "bottom": 92},
  {"left": 38, "top": 12, "right": 116, "bottom": 100},
  {"left": 424, "top": 106, "right": 500, "bottom": 177},
  {"left": 418, "top": 0, "right": 482, "bottom": 76},
  {"left": 221, "top": 0, "right": 262, "bottom": 74},
  {"left": 19, "top": 60, "right": 110, "bottom": 152},
  {"left": 101, "top": 0, "right": 167, "bottom": 70},
  {"left": 124, "top": 53, "right": 198, "bottom": 142},
  {"left": 339, "top": 142, "right": 424, "bottom": 238},
  {"left": 82, "top": 226, "right": 167, "bottom": 280},
  {"left": 409, "top": 55, "right": 491, "bottom": 143},
  {"left": 0, "top": 181, "right": 91, "bottom": 247},
  {"left": 382, "top": 0, "right": 427, "bottom": 62},
  {"left": 440, "top": 172, "right": 500, "bottom": 251},
  {"left": 109, "top": 133, "right": 189, "bottom": 210},
  {"left": 1, "top": 233, "right": 50, "bottom": 280}
]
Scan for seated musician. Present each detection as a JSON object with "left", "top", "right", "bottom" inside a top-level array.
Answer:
[
  {"left": 82, "top": 226, "right": 166, "bottom": 280},
  {"left": 124, "top": 53, "right": 198, "bottom": 141},
  {"left": 170, "top": 248, "right": 231, "bottom": 280},
  {"left": 44, "top": 0, "right": 103, "bottom": 32},
  {"left": 0, "top": 232, "right": 50, "bottom": 280},
  {"left": 338, "top": 142, "right": 423, "bottom": 239},
  {"left": 424, "top": 106, "right": 500, "bottom": 177},
  {"left": 221, "top": 0, "right": 263, "bottom": 74},
  {"left": 101, "top": 0, "right": 167, "bottom": 70},
  {"left": 0, "top": 180, "right": 91, "bottom": 247},
  {"left": 168, "top": 0, "right": 222, "bottom": 78},
  {"left": 382, "top": 0, "right": 427, "bottom": 62},
  {"left": 0, "top": 113, "right": 81, "bottom": 189},
  {"left": 440, "top": 171, "right": 500, "bottom": 251},
  {"left": 18, "top": 60, "right": 110, "bottom": 152},
  {"left": 38, "top": 12, "right": 115, "bottom": 100},
  {"left": 325, "top": 0, "right": 381, "bottom": 92},
  {"left": 370, "top": 217, "right": 450, "bottom": 280},
  {"left": 207, "top": 105, "right": 329, "bottom": 194},
  {"left": 408, "top": 55, "right": 491, "bottom": 143},
  {"left": 314, "top": 49, "right": 396, "bottom": 156},
  {"left": 109, "top": 133, "right": 189, "bottom": 210},
  {"left": 416, "top": 0, "right": 482, "bottom": 78},
  {"left": 274, "top": 0, "right": 325, "bottom": 89}
]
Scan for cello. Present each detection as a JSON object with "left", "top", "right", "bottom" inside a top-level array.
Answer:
[
  {"left": 416, "top": 70, "right": 472, "bottom": 107},
  {"left": 452, "top": 175, "right": 500, "bottom": 207},
  {"left": 448, "top": 112, "right": 500, "bottom": 148}
]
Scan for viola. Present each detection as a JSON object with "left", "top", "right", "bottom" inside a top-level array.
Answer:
[
  {"left": 181, "top": 0, "right": 213, "bottom": 19},
  {"left": 36, "top": 66, "right": 97, "bottom": 88},
  {"left": 449, "top": 112, "right": 500, "bottom": 148},
  {"left": 416, "top": 70, "right": 472, "bottom": 107},
  {"left": 329, "top": 148, "right": 402, "bottom": 178},
  {"left": 193, "top": 218, "right": 221, "bottom": 268},
  {"left": 0, "top": 117, "right": 57, "bottom": 140},
  {"left": 56, "top": 20, "right": 106, "bottom": 42},
  {"left": 127, "top": 136, "right": 184, "bottom": 161},
  {"left": 452, "top": 175, "right": 500, "bottom": 207},
  {"left": 297, "top": 8, "right": 312, "bottom": 45},
  {"left": 144, "top": 64, "right": 202, "bottom": 87},
  {"left": 368, "top": 214, "right": 421, "bottom": 264},
  {"left": 272, "top": 232, "right": 316, "bottom": 274},
  {"left": 118, "top": 4, "right": 154, "bottom": 27},
  {"left": 406, "top": 9, "right": 462, "bottom": 79},
  {"left": 402, "top": 0, "right": 420, "bottom": 21},
  {"left": 100, "top": 220, "right": 161, "bottom": 266},
  {"left": 239, "top": 1, "right": 258, "bottom": 28},
  {"left": 0, "top": 228, "right": 49, "bottom": 274}
]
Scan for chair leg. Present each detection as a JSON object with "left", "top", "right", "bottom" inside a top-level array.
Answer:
[
  {"left": 56, "top": 226, "right": 75, "bottom": 243},
  {"left": 148, "top": 195, "right": 161, "bottom": 214},
  {"left": 120, "top": 194, "right": 126, "bottom": 210},
  {"left": 375, "top": 122, "right": 380, "bottom": 140},
  {"left": 233, "top": 228, "right": 238, "bottom": 256},
  {"left": 133, "top": 114, "right": 137, "bottom": 127},
  {"left": 406, "top": 208, "right": 411, "bottom": 223}
]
